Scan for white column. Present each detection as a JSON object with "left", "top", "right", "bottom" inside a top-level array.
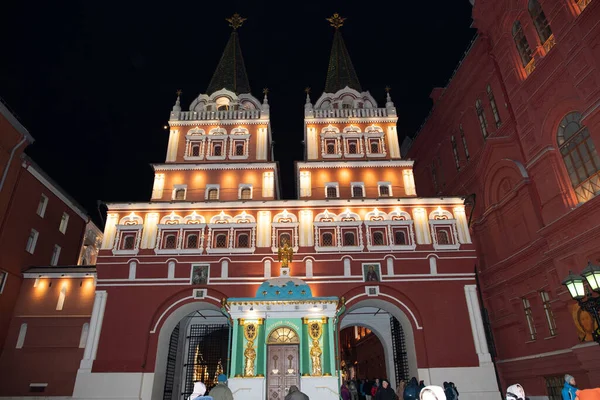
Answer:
[
  {"left": 344, "top": 258, "right": 351, "bottom": 277},
  {"left": 264, "top": 260, "right": 272, "bottom": 278},
  {"left": 128, "top": 261, "right": 136, "bottom": 280},
  {"left": 80, "top": 290, "right": 108, "bottom": 370},
  {"left": 464, "top": 285, "right": 492, "bottom": 365},
  {"left": 221, "top": 260, "right": 229, "bottom": 278},
  {"left": 305, "top": 259, "right": 313, "bottom": 278},
  {"left": 429, "top": 257, "right": 437, "bottom": 275},
  {"left": 168, "top": 261, "right": 176, "bottom": 279},
  {"left": 386, "top": 257, "right": 394, "bottom": 276}
]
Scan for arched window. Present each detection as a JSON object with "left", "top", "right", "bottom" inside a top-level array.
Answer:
[
  {"left": 512, "top": 21, "right": 534, "bottom": 69},
  {"left": 352, "top": 186, "right": 364, "bottom": 198},
  {"left": 326, "top": 186, "right": 338, "bottom": 198},
  {"left": 343, "top": 232, "right": 355, "bottom": 246},
  {"left": 475, "top": 99, "right": 489, "bottom": 139},
  {"left": 348, "top": 141, "right": 357, "bottom": 154},
  {"left": 487, "top": 85, "right": 502, "bottom": 128},
  {"left": 237, "top": 234, "right": 249, "bottom": 248},
  {"left": 370, "top": 139, "right": 380, "bottom": 153},
  {"left": 437, "top": 230, "right": 450, "bottom": 245},
  {"left": 191, "top": 144, "right": 200, "bottom": 157},
  {"left": 212, "top": 142, "right": 222, "bottom": 156},
  {"left": 164, "top": 234, "right": 177, "bottom": 249},
  {"left": 321, "top": 232, "right": 333, "bottom": 246},
  {"left": 459, "top": 124, "right": 470, "bottom": 161},
  {"left": 379, "top": 185, "right": 390, "bottom": 197},
  {"left": 123, "top": 234, "right": 136, "bottom": 250},
  {"left": 240, "top": 188, "right": 251, "bottom": 200},
  {"left": 373, "top": 231, "right": 385, "bottom": 245},
  {"left": 235, "top": 142, "right": 245, "bottom": 156},
  {"left": 395, "top": 231, "right": 407, "bottom": 245},
  {"left": 529, "top": 0, "right": 553, "bottom": 44},
  {"left": 557, "top": 112, "right": 600, "bottom": 203},
  {"left": 451, "top": 136, "right": 460, "bottom": 170},
  {"left": 186, "top": 234, "right": 198, "bottom": 249},
  {"left": 208, "top": 189, "right": 218, "bottom": 200},
  {"left": 174, "top": 189, "right": 186, "bottom": 201},
  {"left": 215, "top": 234, "right": 228, "bottom": 248}
]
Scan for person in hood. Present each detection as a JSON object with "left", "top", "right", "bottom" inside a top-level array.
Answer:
[
  {"left": 562, "top": 374, "right": 578, "bottom": 400},
  {"left": 506, "top": 384, "right": 526, "bottom": 400},
  {"left": 375, "top": 378, "right": 396, "bottom": 400},
  {"left": 285, "top": 385, "right": 309, "bottom": 400},
  {"left": 188, "top": 382, "right": 213, "bottom": 400},
  {"left": 404, "top": 377, "right": 419, "bottom": 400},
  {"left": 420, "top": 386, "right": 447, "bottom": 400},
  {"left": 208, "top": 374, "right": 233, "bottom": 400}
]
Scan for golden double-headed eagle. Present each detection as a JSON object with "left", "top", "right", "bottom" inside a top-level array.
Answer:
[{"left": 278, "top": 239, "right": 293, "bottom": 267}]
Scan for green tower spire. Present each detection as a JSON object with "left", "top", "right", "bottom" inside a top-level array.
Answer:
[
  {"left": 324, "top": 13, "right": 362, "bottom": 94},
  {"left": 206, "top": 13, "right": 252, "bottom": 95}
]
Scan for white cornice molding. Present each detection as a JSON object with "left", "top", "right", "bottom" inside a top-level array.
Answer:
[
  {"left": 105, "top": 196, "right": 466, "bottom": 211},
  {"left": 297, "top": 160, "right": 413, "bottom": 169},
  {"left": 305, "top": 117, "right": 398, "bottom": 124},
  {"left": 153, "top": 162, "right": 277, "bottom": 171},
  {"left": 170, "top": 119, "right": 269, "bottom": 127}
]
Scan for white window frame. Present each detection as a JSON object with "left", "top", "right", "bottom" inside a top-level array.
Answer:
[
  {"left": 351, "top": 182, "right": 365, "bottom": 198},
  {"left": 377, "top": 181, "right": 393, "bottom": 197},
  {"left": 229, "top": 131, "right": 251, "bottom": 160},
  {"left": 50, "top": 245, "right": 61, "bottom": 266},
  {"left": 37, "top": 194, "right": 48, "bottom": 217},
  {"left": 184, "top": 129, "right": 206, "bottom": 161},
  {"left": 522, "top": 297, "right": 537, "bottom": 341},
  {"left": 26, "top": 229, "right": 39, "bottom": 254},
  {"left": 172, "top": 184, "right": 188, "bottom": 201},
  {"left": 205, "top": 184, "right": 220, "bottom": 200},
  {"left": 324, "top": 182, "right": 339, "bottom": 198},
  {"left": 59, "top": 212, "right": 69, "bottom": 234},
  {"left": 112, "top": 225, "right": 142, "bottom": 256},
  {"left": 207, "top": 134, "right": 227, "bottom": 161},
  {"left": 238, "top": 184, "right": 253, "bottom": 200},
  {"left": 0, "top": 270, "right": 7, "bottom": 294},
  {"left": 540, "top": 290, "right": 557, "bottom": 337}
]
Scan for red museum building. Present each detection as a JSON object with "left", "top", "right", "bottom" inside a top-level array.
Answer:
[{"left": 405, "top": 0, "right": 600, "bottom": 396}]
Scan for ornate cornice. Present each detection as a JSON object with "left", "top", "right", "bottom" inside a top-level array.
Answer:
[
  {"left": 297, "top": 160, "right": 413, "bottom": 169},
  {"left": 152, "top": 162, "right": 277, "bottom": 171}
]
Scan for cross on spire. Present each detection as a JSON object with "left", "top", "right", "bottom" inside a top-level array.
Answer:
[{"left": 176, "top": 89, "right": 182, "bottom": 96}]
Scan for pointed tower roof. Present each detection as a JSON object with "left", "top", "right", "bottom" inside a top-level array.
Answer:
[
  {"left": 206, "top": 13, "right": 251, "bottom": 95},
  {"left": 323, "top": 13, "right": 362, "bottom": 94}
]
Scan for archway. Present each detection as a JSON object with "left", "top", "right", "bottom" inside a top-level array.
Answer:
[
  {"left": 151, "top": 301, "right": 230, "bottom": 400},
  {"left": 339, "top": 324, "right": 387, "bottom": 383},
  {"left": 340, "top": 298, "right": 419, "bottom": 391}
]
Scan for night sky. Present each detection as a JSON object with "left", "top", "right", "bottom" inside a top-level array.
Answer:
[{"left": 0, "top": 1, "right": 475, "bottom": 227}]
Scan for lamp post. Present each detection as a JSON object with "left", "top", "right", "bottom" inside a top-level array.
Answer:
[{"left": 562, "top": 261, "right": 600, "bottom": 344}]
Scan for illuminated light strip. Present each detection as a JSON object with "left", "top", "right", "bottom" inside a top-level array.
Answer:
[
  {"left": 344, "top": 292, "right": 423, "bottom": 330},
  {"left": 150, "top": 294, "right": 221, "bottom": 333}
]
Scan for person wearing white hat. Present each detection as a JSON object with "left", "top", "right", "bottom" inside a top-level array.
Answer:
[
  {"left": 188, "top": 382, "right": 214, "bottom": 400},
  {"left": 506, "top": 384, "right": 526, "bottom": 400},
  {"left": 420, "top": 385, "right": 446, "bottom": 400}
]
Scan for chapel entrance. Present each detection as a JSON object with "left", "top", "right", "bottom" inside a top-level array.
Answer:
[{"left": 266, "top": 327, "right": 300, "bottom": 400}]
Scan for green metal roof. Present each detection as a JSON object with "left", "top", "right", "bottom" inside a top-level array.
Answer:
[
  {"left": 324, "top": 29, "right": 362, "bottom": 94},
  {"left": 206, "top": 31, "right": 251, "bottom": 95}
]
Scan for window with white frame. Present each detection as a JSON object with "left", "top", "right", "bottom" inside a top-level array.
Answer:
[
  {"left": 321, "top": 231, "right": 334, "bottom": 246},
  {"left": 233, "top": 140, "right": 245, "bottom": 156},
  {"left": 343, "top": 231, "right": 356, "bottom": 246},
  {"left": 190, "top": 142, "right": 201, "bottom": 157},
  {"left": 26, "top": 229, "right": 39, "bottom": 254},
  {"left": 214, "top": 232, "right": 228, "bottom": 248},
  {"left": 372, "top": 230, "right": 386, "bottom": 246},
  {"left": 186, "top": 233, "right": 199, "bottom": 249},
  {"left": 50, "top": 245, "right": 61, "bottom": 266},
  {"left": 211, "top": 140, "right": 224, "bottom": 157},
  {"left": 394, "top": 230, "right": 407, "bottom": 245},
  {"left": 122, "top": 233, "right": 137, "bottom": 250},
  {"left": 540, "top": 291, "right": 557, "bottom": 336},
  {"left": 476, "top": 98, "right": 489, "bottom": 139},
  {"left": 37, "top": 194, "right": 48, "bottom": 217},
  {"left": 351, "top": 182, "right": 365, "bottom": 198},
  {"left": 325, "top": 139, "right": 337, "bottom": 155},
  {"left": 206, "top": 185, "right": 220, "bottom": 200},
  {"left": 522, "top": 297, "right": 537, "bottom": 340},
  {"left": 378, "top": 182, "right": 392, "bottom": 197},
  {"left": 347, "top": 138, "right": 359, "bottom": 155},
  {"left": 172, "top": 185, "right": 187, "bottom": 201},
  {"left": 0, "top": 270, "right": 7, "bottom": 294},
  {"left": 487, "top": 84, "right": 502, "bottom": 128},
  {"left": 236, "top": 231, "right": 251, "bottom": 248},
  {"left": 325, "top": 183, "right": 339, "bottom": 199},
  {"left": 239, "top": 185, "right": 252, "bottom": 200},
  {"left": 59, "top": 212, "right": 69, "bottom": 234}
]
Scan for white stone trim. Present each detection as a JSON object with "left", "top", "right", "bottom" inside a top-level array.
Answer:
[
  {"left": 297, "top": 160, "right": 413, "bottom": 169},
  {"left": 238, "top": 184, "right": 253, "bottom": 200},
  {"left": 107, "top": 196, "right": 466, "bottom": 210},
  {"left": 153, "top": 162, "right": 277, "bottom": 171},
  {"left": 350, "top": 182, "right": 365, "bottom": 197},
  {"left": 324, "top": 182, "right": 339, "bottom": 198},
  {"left": 377, "top": 181, "right": 393, "bottom": 197},
  {"left": 205, "top": 184, "right": 220, "bottom": 200},
  {"left": 79, "top": 290, "right": 108, "bottom": 370},
  {"left": 171, "top": 184, "right": 187, "bottom": 201},
  {"left": 464, "top": 285, "right": 492, "bottom": 365}
]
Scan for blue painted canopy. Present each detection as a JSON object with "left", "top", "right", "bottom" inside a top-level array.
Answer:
[{"left": 255, "top": 277, "right": 312, "bottom": 300}]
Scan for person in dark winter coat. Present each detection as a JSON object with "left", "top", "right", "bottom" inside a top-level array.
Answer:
[
  {"left": 285, "top": 385, "right": 309, "bottom": 400},
  {"left": 375, "top": 379, "right": 396, "bottom": 400},
  {"left": 364, "top": 379, "right": 373, "bottom": 400},
  {"left": 404, "top": 377, "right": 419, "bottom": 400},
  {"left": 444, "top": 382, "right": 459, "bottom": 400}
]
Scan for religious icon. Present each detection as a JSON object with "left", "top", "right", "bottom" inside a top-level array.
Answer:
[
  {"left": 191, "top": 265, "right": 209, "bottom": 285},
  {"left": 278, "top": 238, "right": 294, "bottom": 268},
  {"left": 244, "top": 341, "right": 256, "bottom": 377},
  {"left": 363, "top": 264, "right": 380, "bottom": 282},
  {"left": 310, "top": 340, "right": 323, "bottom": 376},
  {"left": 570, "top": 303, "right": 599, "bottom": 342}
]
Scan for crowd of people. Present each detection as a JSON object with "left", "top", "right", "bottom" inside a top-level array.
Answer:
[{"left": 185, "top": 372, "right": 600, "bottom": 400}]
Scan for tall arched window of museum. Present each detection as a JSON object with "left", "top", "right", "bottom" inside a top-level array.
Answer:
[
  {"left": 475, "top": 99, "right": 489, "bottom": 139},
  {"left": 528, "top": 0, "right": 553, "bottom": 46},
  {"left": 512, "top": 21, "right": 534, "bottom": 69},
  {"left": 557, "top": 111, "right": 600, "bottom": 203}
]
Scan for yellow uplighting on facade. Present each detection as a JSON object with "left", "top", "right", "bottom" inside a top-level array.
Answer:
[
  {"left": 169, "top": 211, "right": 176, "bottom": 220},
  {"left": 128, "top": 212, "right": 137, "bottom": 221},
  {"left": 33, "top": 278, "right": 40, "bottom": 288}
]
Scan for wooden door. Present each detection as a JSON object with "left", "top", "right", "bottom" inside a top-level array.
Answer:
[{"left": 267, "top": 345, "right": 299, "bottom": 400}]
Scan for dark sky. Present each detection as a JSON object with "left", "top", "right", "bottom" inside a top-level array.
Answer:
[{"left": 0, "top": 0, "right": 475, "bottom": 227}]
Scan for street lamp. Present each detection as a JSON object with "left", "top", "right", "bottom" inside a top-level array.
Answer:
[{"left": 562, "top": 261, "right": 600, "bottom": 344}]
